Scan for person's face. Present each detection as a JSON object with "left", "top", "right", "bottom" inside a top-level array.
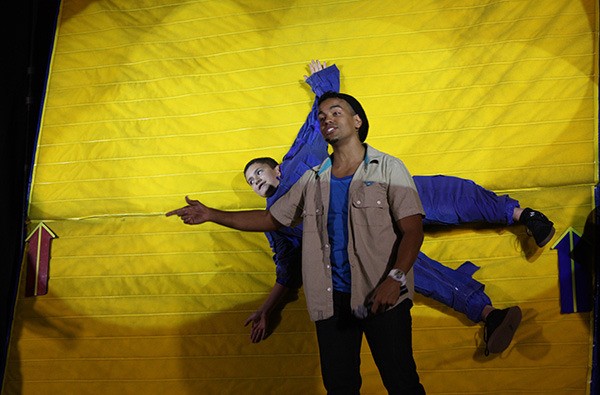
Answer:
[
  {"left": 244, "top": 162, "right": 281, "bottom": 198},
  {"left": 317, "top": 98, "right": 362, "bottom": 145}
]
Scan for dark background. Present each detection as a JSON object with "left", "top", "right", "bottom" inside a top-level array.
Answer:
[{"left": 1, "top": 0, "right": 61, "bottom": 385}]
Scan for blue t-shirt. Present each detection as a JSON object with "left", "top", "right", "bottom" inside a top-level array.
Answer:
[{"left": 328, "top": 174, "right": 353, "bottom": 293}]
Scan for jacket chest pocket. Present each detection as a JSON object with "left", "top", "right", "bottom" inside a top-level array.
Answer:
[{"left": 351, "top": 182, "right": 390, "bottom": 226}]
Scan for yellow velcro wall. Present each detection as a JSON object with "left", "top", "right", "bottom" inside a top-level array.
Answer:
[{"left": 4, "top": 0, "right": 598, "bottom": 394}]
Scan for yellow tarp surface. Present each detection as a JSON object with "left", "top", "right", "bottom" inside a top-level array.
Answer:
[{"left": 4, "top": 0, "right": 598, "bottom": 394}]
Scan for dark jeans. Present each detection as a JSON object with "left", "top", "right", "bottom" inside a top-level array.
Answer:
[{"left": 315, "top": 291, "right": 425, "bottom": 395}]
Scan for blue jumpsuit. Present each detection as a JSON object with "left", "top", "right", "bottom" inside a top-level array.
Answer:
[{"left": 265, "top": 65, "right": 520, "bottom": 323}]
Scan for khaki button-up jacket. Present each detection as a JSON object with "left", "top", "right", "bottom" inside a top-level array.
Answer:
[{"left": 270, "top": 144, "right": 424, "bottom": 321}]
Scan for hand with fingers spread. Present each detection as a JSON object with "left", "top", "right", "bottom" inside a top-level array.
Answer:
[
  {"left": 244, "top": 308, "right": 269, "bottom": 343},
  {"left": 304, "top": 59, "right": 328, "bottom": 81},
  {"left": 243, "top": 283, "right": 293, "bottom": 343}
]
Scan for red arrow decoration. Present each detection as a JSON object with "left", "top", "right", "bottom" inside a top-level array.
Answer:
[{"left": 25, "top": 222, "right": 57, "bottom": 297}]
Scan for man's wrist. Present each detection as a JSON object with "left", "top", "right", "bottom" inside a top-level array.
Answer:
[
  {"left": 388, "top": 268, "right": 406, "bottom": 284},
  {"left": 388, "top": 268, "right": 409, "bottom": 296}
]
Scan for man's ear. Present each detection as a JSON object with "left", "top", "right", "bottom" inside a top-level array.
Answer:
[
  {"left": 354, "top": 114, "right": 363, "bottom": 131},
  {"left": 275, "top": 164, "right": 281, "bottom": 177}
]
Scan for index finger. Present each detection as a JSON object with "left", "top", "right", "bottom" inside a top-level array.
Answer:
[{"left": 165, "top": 207, "right": 185, "bottom": 217}]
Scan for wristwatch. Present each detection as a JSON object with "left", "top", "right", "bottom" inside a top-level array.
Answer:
[{"left": 388, "top": 268, "right": 407, "bottom": 284}]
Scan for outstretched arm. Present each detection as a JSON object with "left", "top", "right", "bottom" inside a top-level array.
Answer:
[
  {"left": 273, "top": 61, "right": 340, "bottom": 201},
  {"left": 292, "top": 60, "right": 340, "bottom": 146},
  {"left": 166, "top": 196, "right": 281, "bottom": 231}
]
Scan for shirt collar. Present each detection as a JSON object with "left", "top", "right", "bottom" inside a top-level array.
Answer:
[{"left": 316, "top": 144, "right": 379, "bottom": 176}]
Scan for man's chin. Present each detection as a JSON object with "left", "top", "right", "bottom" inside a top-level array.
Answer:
[{"left": 264, "top": 185, "right": 277, "bottom": 198}]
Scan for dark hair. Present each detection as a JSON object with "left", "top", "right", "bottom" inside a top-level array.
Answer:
[
  {"left": 318, "top": 91, "right": 369, "bottom": 142},
  {"left": 243, "top": 157, "right": 279, "bottom": 176}
]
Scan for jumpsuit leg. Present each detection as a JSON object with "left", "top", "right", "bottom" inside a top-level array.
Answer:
[{"left": 414, "top": 175, "right": 520, "bottom": 226}]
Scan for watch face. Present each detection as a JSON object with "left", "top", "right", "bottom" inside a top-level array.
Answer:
[{"left": 389, "top": 269, "right": 406, "bottom": 282}]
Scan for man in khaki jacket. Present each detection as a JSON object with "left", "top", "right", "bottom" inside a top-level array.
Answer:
[{"left": 168, "top": 91, "right": 426, "bottom": 394}]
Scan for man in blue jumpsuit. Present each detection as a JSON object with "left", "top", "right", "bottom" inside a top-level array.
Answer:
[{"left": 243, "top": 60, "right": 554, "bottom": 356}]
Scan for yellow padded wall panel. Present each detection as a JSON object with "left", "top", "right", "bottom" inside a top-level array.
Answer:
[{"left": 4, "top": 0, "right": 597, "bottom": 394}]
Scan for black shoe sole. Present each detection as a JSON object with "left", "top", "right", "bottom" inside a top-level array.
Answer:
[
  {"left": 536, "top": 226, "right": 556, "bottom": 248},
  {"left": 486, "top": 306, "right": 522, "bottom": 354}
]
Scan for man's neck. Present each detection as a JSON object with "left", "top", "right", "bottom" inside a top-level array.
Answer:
[{"left": 330, "top": 141, "right": 366, "bottom": 178}]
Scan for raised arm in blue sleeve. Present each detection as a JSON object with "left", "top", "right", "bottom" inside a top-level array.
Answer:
[
  {"left": 268, "top": 65, "right": 340, "bottom": 207},
  {"left": 264, "top": 64, "right": 341, "bottom": 286}
]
